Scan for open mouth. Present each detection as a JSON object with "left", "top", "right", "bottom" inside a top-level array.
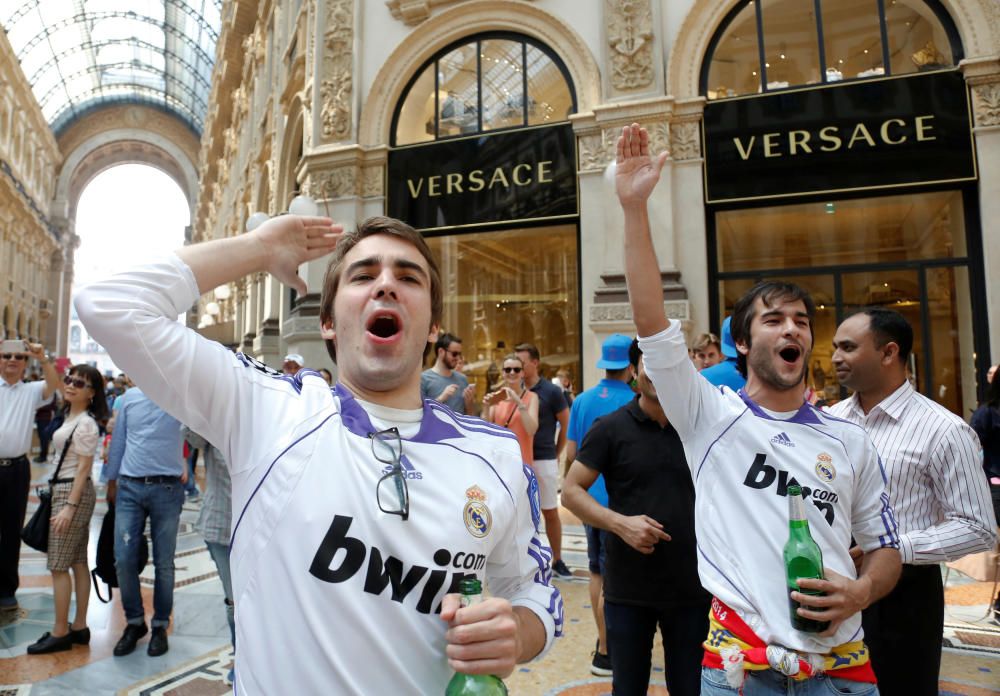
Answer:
[
  {"left": 366, "top": 312, "right": 401, "bottom": 339},
  {"left": 778, "top": 345, "right": 802, "bottom": 364}
]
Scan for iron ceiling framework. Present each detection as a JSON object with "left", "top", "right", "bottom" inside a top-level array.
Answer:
[{"left": 2, "top": 0, "right": 222, "bottom": 135}]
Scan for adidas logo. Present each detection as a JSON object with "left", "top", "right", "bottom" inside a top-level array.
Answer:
[{"left": 770, "top": 432, "right": 795, "bottom": 447}]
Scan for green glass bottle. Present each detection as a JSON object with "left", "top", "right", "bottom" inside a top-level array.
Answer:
[
  {"left": 784, "top": 484, "right": 830, "bottom": 633},
  {"left": 445, "top": 578, "right": 509, "bottom": 696}
]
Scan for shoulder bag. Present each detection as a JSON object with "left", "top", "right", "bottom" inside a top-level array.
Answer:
[{"left": 21, "top": 422, "right": 79, "bottom": 552}]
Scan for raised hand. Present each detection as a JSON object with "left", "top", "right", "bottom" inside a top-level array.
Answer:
[
  {"left": 251, "top": 215, "right": 342, "bottom": 294},
  {"left": 615, "top": 123, "right": 669, "bottom": 207}
]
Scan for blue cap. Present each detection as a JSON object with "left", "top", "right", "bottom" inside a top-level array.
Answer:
[
  {"left": 597, "top": 333, "right": 632, "bottom": 370},
  {"left": 720, "top": 316, "right": 737, "bottom": 359}
]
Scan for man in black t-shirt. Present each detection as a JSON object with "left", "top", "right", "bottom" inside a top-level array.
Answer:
[
  {"left": 515, "top": 343, "right": 571, "bottom": 577},
  {"left": 562, "top": 340, "right": 709, "bottom": 696}
]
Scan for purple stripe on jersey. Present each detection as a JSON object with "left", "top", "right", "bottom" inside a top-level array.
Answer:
[
  {"left": 230, "top": 411, "right": 337, "bottom": 546},
  {"left": 235, "top": 352, "right": 324, "bottom": 394},
  {"left": 425, "top": 403, "right": 520, "bottom": 442},
  {"left": 696, "top": 408, "right": 749, "bottom": 479},
  {"left": 435, "top": 441, "right": 515, "bottom": 504},
  {"left": 738, "top": 389, "right": 823, "bottom": 425},
  {"left": 697, "top": 544, "right": 754, "bottom": 607}
]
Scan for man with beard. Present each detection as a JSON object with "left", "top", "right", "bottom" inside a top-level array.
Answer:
[
  {"left": 421, "top": 332, "right": 476, "bottom": 415},
  {"left": 76, "top": 215, "right": 561, "bottom": 693},
  {"left": 616, "top": 123, "right": 901, "bottom": 694},
  {"left": 830, "top": 308, "right": 995, "bottom": 694},
  {"left": 563, "top": 339, "right": 709, "bottom": 696}
]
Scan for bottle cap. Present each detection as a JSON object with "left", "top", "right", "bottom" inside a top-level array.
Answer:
[
  {"left": 458, "top": 577, "right": 482, "bottom": 595},
  {"left": 787, "top": 484, "right": 802, "bottom": 496}
]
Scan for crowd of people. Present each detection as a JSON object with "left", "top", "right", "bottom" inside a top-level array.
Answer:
[{"left": 0, "top": 123, "right": 998, "bottom": 694}]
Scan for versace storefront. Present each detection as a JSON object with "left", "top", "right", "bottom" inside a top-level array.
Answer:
[{"left": 188, "top": 0, "right": 999, "bottom": 419}]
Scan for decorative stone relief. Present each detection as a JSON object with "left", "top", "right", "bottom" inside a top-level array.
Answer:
[
  {"left": 320, "top": 0, "right": 354, "bottom": 142},
  {"left": 362, "top": 165, "right": 384, "bottom": 198},
  {"left": 578, "top": 133, "right": 608, "bottom": 172},
  {"left": 670, "top": 121, "right": 701, "bottom": 161},
  {"left": 310, "top": 166, "right": 359, "bottom": 200},
  {"left": 647, "top": 121, "right": 669, "bottom": 157},
  {"left": 971, "top": 82, "right": 1000, "bottom": 128},
  {"left": 589, "top": 301, "right": 689, "bottom": 324},
  {"left": 606, "top": 0, "right": 654, "bottom": 91}
]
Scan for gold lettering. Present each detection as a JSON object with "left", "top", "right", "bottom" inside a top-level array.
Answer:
[
  {"left": 512, "top": 163, "right": 532, "bottom": 186},
  {"left": 427, "top": 175, "right": 442, "bottom": 197},
  {"left": 446, "top": 172, "right": 463, "bottom": 194},
  {"left": 788, "top": 130, "right": 812, "bottom": 155},
  {"left": 733, "top": 136, "right": 756, "bottom": 161},
  {"left": 468, "top": 170, "right": 485, "bottom": 192},
  {"left": 537, "top": 160, "right": 553, "bottom": 183},
  {"left": 763, "top": 133, "right": 782, "bottom": 158},
  {"left": 847, "top": 123, "right": 877, "bottom": 149},
  {"left": 488, "top": 167, "right": 509, "bottom": 189},
  {"left": 818, "top": 126, "right": 842, "bottom": 152},
  {"left": 915, "top": 115, "right": 936, "bottom": 141},
  {"left": 406, "top": 178, "right": 424, "bottom": 199},
  {"left": 879, "top": 118, "right": 907, "bottom": 145}
]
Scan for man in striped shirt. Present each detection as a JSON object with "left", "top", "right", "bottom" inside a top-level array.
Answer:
[{"left": 831, "top": 307, "right": 997, "bottom": 695}]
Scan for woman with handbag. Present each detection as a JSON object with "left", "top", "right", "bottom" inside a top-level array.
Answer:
[
  {"left": 27, "top": 364, "right": 107, "bottom": 654},
  {"left": 483, "top": 353, "right": 539, "bottom": 466}
]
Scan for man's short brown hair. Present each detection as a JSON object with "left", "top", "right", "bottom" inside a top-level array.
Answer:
[
  {"left": 692, "top": 332, "right": 720, "bottom": 353},
  {"left": 514, "top": 343, "right": 540, "bottom": 361},
  {"left": 319, "top": 216, "right": 443, "bottom": 363}
]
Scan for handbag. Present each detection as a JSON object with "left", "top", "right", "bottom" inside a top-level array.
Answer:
[
  {"left": 91, "top": 502, "right": 150, "bottom": 603},
  {"left": 21, "top": 423, "right": 78, "bottom": 552}
]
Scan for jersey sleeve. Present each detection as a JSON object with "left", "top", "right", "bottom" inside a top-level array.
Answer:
[
  {"left": 71, "top": 415, "right": 101, "bottom": 459},
  {"left": 484, "top": 445, "right": 563, "bottom": 660},
  {"left": 638, "top": 323, "right": 733, "bottom": 446},
  {"left": 575, "top": 415, "right": 613, "bottom": 474},
  {"left": 74, "top": 254, "right": 290, "bottom": 474},
  {"left": 850, "top": 435, "right": 901, "bottom": 553}
]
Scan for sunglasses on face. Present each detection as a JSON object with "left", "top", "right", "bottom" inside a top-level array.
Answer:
[
  {"left": 1, "top": 353, "right": 27, "bottom": 361},
  {"left": 447, "top": 350, "right": 462, "bottom": 358},
  {"left": 63, "top": 376, "right": 89, "bottom": 389},
  {"left": 502, "top": 366, "right": 522, "bottom": 374}
]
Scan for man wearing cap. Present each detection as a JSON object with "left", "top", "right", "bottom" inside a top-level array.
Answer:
[
  {"left": 700, "top": 316, "right": 746, "bottom": 391},
  {"left": 564, "top": 333, "right": 637, "bottom": 675},
  {"left": 1, "top": 342, "right": 60, "bottom": 611},
  {"left": 282, "top": 353, "right": 304, "bottom": 376}
]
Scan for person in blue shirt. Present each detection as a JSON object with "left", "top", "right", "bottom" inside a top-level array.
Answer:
[
  {"left": 105, "top": 387, "right": 187, "bottom": 659},
  {"left": 564, "top": 333, "right": 637, "bottom": 675},
  {"left": 699, "top": 316, "right": 746, "bottom": 391}
]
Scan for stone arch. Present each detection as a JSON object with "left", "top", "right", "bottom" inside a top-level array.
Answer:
[
  {"left": 276, "top": 99, "right": 305, "bottom": 212},
  {"left": 666, "top": 0, "right": 1000, "bottom": 99},
  {"left": 359, "top": 0, "right": 602, "bottom": 147}
]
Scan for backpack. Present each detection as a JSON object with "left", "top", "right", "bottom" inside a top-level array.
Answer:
[{"left": 92, "top": 502, "right": 150, "bottom": 603}]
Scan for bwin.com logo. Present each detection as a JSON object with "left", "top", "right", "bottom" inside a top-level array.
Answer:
[{"left": 770, "top": 432, "right": 795, "bottom": 448}]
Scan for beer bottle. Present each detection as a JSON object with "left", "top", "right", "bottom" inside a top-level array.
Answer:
[
  {"left": 784, "top": 484, "right": 830, "bottom": 633},
  {"left": 445, "top": 578, "right": 509, "bottom": 696}
]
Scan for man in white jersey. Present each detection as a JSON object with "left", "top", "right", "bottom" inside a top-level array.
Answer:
[
  {"left": 831, "top": 307, "right": 996, "bottom": 695},
  {"left": 76, "top": 215, "right": 561, "bottom": 694},
  {"left": 615, "top": 123, "right": 901, "bottom": 694}
]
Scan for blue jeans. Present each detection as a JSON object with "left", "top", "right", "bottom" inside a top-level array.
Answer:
[
  {"left": 584, "top": 524, "right": 607, "bottom": 575},
  {"left": 604, "top": 599, "right": 709, "bottom": 696},
  {"left": 114, "top": 477, "right": 185, "bottom": 628},
  {"left": 701, "top": 666, "right": 880, "bottom": 695},
  {"left": 184, "top": 449, "right": 200, "bottom": 495},
  {"left": 206, "top": 541, "right": 235, "bottom": 648}
]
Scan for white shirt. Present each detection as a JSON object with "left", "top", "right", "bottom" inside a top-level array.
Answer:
[
  {"left": 829, "top": 381, "right": 997, "bottom": 564},
  {"left": 639, "top": 323, "right": 899, "bottom": 654},
  {"left": 75, "top": 254, "right": 562, "bottom": 695},
  {"left": 0, "top": 379, "right": 51, "bottom": 457}
]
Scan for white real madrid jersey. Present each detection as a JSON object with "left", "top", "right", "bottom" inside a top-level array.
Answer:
[
  {"left": 75, "top": 255, "right": 563, "bottom": 695},
  {"left": 639, "top": 324, "right": 899, "bottom": 655}
]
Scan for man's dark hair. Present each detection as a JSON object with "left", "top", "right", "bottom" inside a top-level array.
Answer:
[
  {"left": 435, "top": 332, "right": 461, "bottom": 355},
  {"left": 731, "top": 280, "right": 816, "bottom": 378},
  {"left": 856, "top": 307, "right": 913, "bottom": 364},
  {"left": 514, "top": 343, "right": 540, "bottom": 361},
  {"left": 628, "top": 338, "right": 642, "bottom": 369}
]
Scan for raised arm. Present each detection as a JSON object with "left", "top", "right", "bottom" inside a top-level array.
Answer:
[{"left": 617, "top": 123, "right": 670, "bottom": 338}]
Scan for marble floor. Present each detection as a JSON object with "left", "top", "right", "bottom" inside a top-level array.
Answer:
[{"left": 2, "top": 458, "right": 998, "bottom": 695}]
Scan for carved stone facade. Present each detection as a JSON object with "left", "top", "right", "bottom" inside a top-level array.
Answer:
[
  {"left": 319, "top": 0, "right": 354, "bottom": 143},
  {"left": 605, "top": 0, "right": 655, "bottom": 91}
]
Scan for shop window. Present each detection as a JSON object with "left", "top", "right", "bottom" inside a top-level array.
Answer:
[
  {"left": 715, "top": 189, "right": 975, "bottom": 416},
  {"left": 702, "top": 0, "right": 959, "bottom": 98},
  {"left": 424, "top": 224, "right": 579, "bottom": 400},
  {"left": 394, "top": 33, "right": 576, "bottom": 145}
]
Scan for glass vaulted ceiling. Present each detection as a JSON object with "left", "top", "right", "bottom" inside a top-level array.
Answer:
[{"left": 2, "top": 0, "right": 221, "bottom": 135}]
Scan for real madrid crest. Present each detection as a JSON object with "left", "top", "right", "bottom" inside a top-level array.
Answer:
[
  {"left": 815, "top": 452, "right": 836, "bottom": 482},
  {"left": 463, "top": 485, "right": 492, "bottom": 538}
]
